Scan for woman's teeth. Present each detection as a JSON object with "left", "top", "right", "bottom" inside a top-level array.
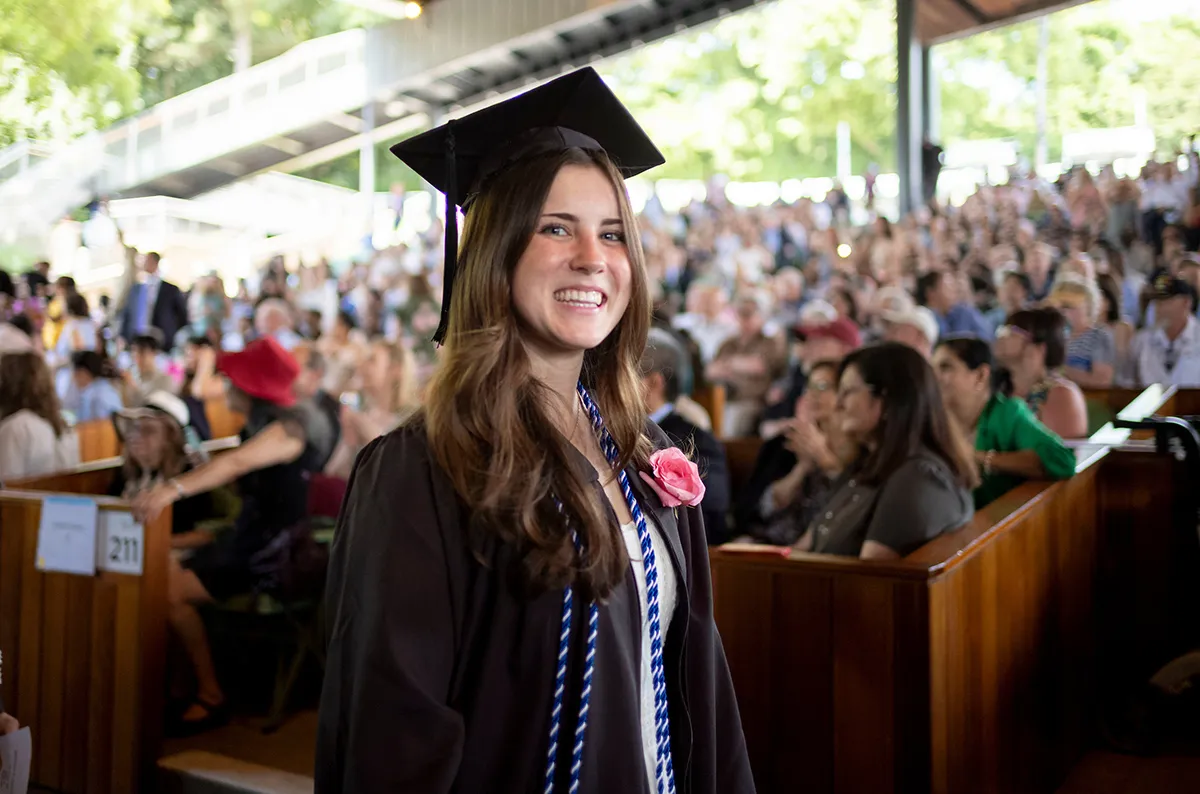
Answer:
[{"left": 554, "top": 289, "right": 603, "bottom": 307}]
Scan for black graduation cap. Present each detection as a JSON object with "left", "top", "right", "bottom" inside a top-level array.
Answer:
[{"left": 389, "top": 67, "right": 665, "bottom": 344}]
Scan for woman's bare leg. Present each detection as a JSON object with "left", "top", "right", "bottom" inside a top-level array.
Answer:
[{"left": 168, "top": 557, "right": 225, "bottom": 712}]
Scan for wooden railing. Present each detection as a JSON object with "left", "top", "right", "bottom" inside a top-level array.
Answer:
[{"left": 709, "top": 385, "right": 1185, "bottom": 794}]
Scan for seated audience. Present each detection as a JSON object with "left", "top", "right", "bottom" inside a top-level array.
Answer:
[
  {"left": 994, "top": 308, "right": 1089, "bottom": 439},
  {"left": 762, "top": 313, "right": 860, "bottom": 432},
  {"left": 737, "top": 359, "right": 847, "bottom": 545},
  {"left": 324, "top": 340, "right": 420, "bottom": 480},
  {"left": 1049, "top": 276, "right": 1116, "bottom": 389},
  {"left": 792, "top": 342, "right": 977, "bottom": 559},
  {"left": 132, "top": 337, "right": 331, "bottom": 735},
  {"left": 109, "top": 391, "right": 231, "bottom": 547},
  {"left": 179, "top": 337, "right": 215, "bottom": 441},
  {"left": 64, "top": 350, "right": 125, "bottom": 422},
  {"left": 916, "top": 270, "right": 992, "bottom": 339},
  {"left": 0, "top": 325, "right": 80, "bottom": 480},
  {"left": 122, "top": 329, "right": 177, "bottom": 404},
  {"left": 706, "top": 290, "right": 787, "bottom": 436},
  {"left": 1096, "top": 276, "right": 1137, "bottom": 386},
  {"left": 48, "top": 291, "right": 97, "bottom": 402},
  {"left": 933, "top": 336, "right": 1076, "bottom": 508},
  {"left": 640, "top": 328, "right": 732, "bottom": 544},
  {"left": 880, "top": 303, "right": 939, "bottom": 360},
  {"left": 1128, "top": 272, "right": 1200, "bottom": 387}
]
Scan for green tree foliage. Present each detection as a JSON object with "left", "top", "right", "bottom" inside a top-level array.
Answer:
[
  {"left": 603, "top": 0, "right": 897, "bottom": 180},
  {"left": 0, "top": 0, "right": 166, "bottom": 146},
  {"left": 937, "top": 3, "right": 1200, "bottom": 162},
  {"left": 137, "top": 0, "right": 379, "bottom": 106}
]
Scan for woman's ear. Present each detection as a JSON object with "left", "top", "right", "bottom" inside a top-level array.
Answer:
[{"left": 976, "top": 364, "right": 992, "bottom": 392}]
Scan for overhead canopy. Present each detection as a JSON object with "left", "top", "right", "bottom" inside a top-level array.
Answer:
[{"left": 917, "top": 0, "right": 1095, "bottom": 44}]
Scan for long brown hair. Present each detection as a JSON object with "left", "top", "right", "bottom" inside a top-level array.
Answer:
[
  {"left": 0, "top": 352, "right": 67, "bottom": 436},
  {"left": 423, "top": 147, "right": 653, "bottom": 600},
  {"left": 840, "top": 342, "right": 979, "bottom": 489}
]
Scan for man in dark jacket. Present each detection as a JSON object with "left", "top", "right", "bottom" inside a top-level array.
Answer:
[
  {"left": 641, "top": 328, "right": 732, "bottom": 545},
  {"left": 119, "top": 251, "right": 189, "bottom": 350}
]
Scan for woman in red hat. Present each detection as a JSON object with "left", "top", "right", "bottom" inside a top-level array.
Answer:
[{"left": 132, "top": 336, "right": 333, "bottom": 735}]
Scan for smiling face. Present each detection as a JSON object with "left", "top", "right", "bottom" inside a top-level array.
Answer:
[
  {"left": 510, "top": 163, "right": 632, "bottom": 361},
  {"left": 836, "top": 363, "right": 883, "bottom": 443},
  {"left": 932, "top": 345, "right": 988, "bottom": 415}
]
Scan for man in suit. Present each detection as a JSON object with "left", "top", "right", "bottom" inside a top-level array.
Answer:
[
  {"left": 641, "top": 327, "right": 733, "bottom": 545},
  {"left": 120, "top": 252, "right": 189, "bottom": 350}
]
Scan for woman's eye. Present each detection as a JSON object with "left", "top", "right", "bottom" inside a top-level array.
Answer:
[
  {"left": 602, "top": 231, "right": 626, "bottom": 243},
  {"left": 541, "top": 224, "right": 569, "bottom": 237}
]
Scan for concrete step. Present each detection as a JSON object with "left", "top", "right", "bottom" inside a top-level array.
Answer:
[{"left": 157, "top": 751, "right": 313, "bottom": 794}]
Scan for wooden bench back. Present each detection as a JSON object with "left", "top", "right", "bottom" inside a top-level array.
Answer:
[
  {"left": 709, "top": 385, "right": 1184, "bottom": 793},
  {"left": 204, "top": 398, "right": 245, "bottom": 440},
  {"left": 0, "top": 492, "right": 170, "bottom": 794}
]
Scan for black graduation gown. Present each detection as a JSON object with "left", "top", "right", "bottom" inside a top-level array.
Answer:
[{"left": 315, "top": 419, "right": 755, "bottom": 794}]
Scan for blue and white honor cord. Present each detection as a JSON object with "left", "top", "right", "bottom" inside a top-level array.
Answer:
[{"left": 543, "top": 383, "right": 676, "bottom": 794}]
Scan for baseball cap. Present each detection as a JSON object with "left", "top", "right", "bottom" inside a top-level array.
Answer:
[
  {"left": 797, "top": 317, "right": 862, "bottom": 349},
  {"left": 1148, "top": 270, "right": 1198, "bottom": 305},
  {"left": 882, "top": 305, "right": 940, "bottom": 344}
]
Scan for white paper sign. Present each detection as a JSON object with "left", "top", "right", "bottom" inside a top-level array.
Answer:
[
  {"left": 35, "top": 496, "right": 98, "bottom": 576},
  {"left": 96, "top": 512, "right": 145, "bottom": 576},
  {"left": 0, "top": 726, "right": 32, "bottom": 794}
]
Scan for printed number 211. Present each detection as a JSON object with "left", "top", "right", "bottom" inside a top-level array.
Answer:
[{"left": 110, "top": 536, "right": 139, "bottom": 564}]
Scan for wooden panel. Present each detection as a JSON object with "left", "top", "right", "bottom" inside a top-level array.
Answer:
[
  {"left": 0, "top": 493, "right": 170, "bottom": 794},
  {"left": 204, "top": 398, "right": 246, "bottom": 440},
  {"left": 710, "top": 435, "right": 1122, "bottom": 793},
  {"left": 721, "top": 437, "right": 763, "bottom": 505},
  {"left": 692, "top": 384, "right": 726, "bottom": 439},
  {"left": 1096, "top": 451, "right": 1199, "bottom": 685},
  {"left": 926, "top": 466, "right": 1101, "bottom": 794},
  {"left": 75, "top": 418, "right": 121, "bottom": 462}
]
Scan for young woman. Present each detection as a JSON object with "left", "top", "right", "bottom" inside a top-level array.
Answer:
[
  {"left": 932, "top": 336, "right": 1076, "bottom": 508},
  {"left": 66, "top": 350, "right": 125, "bottom": 422},
  {"left": 323, "top": 339, "right": 420, "bottom": 479},
  {"left": 0, "top": 327, "right": 80, "bottom": 480},
  {"left": 315, "top": 69, "right": 754, "bottom": 794},
  {"left": 109, "top": 390, "right": 229, "bottom": 546},
  {"left": 790, "top": 342, "right": 977, "bottom": 559},
  {"left": 1049, "top": 275, "right": 1116, "bottom": 389},
  {"left": 994, "top": 308, "right": 1089, "bottom": 439},
  {"left": 735, "top": 360, "right": 848, "bottom": 544},
  {"left": 133, "top": 337, "right": 333, "bottom": 735}
]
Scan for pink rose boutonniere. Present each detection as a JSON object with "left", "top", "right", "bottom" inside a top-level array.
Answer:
[{"left": 639, "top": 448, "right": 705, "bottom": 508}]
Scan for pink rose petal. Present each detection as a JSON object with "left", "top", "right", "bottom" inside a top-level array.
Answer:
[
  {"left": 644, "top": 448, "right": 706, "bottom": 507},
  {"left": 640, "top": 471, "right": 684, "bottom": 508}
]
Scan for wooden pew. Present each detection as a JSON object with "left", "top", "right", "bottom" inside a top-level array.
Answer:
[
  {"left": 75, "top": 417, "right": 121, "bottom": 462},
  {"left": 204, "top": 398, "right": 246, "bottom": 440},
  {"left": 5, "top": 436, "right": 241, "bottom": 495},
  {"left": 709, "top": 385, "right": 1180, "bottom": 794},
  {"left": 0, "top": 490, "right": 170, "bottom": 794},
  {"left": 692, "top": 384, "right": 726, "bottom": 439}
]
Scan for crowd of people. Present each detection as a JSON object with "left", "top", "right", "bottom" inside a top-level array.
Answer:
[{"left": 0, "top": 139, "right": 1197, "bottom": 737}]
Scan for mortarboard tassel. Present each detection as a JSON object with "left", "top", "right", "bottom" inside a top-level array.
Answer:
[{"left": 434, "top": 122, "right": 458, "bottom": 346}]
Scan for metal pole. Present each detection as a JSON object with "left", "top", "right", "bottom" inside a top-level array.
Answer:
[
  {"left": 360, "top": 101, "right": 377, "bottom": 237},
  {"left": 1035, "top": 16, "right": 1050, "bottom": 172},
  {"left": 896, "top": 0, "right": 924, "bottom": 215}
]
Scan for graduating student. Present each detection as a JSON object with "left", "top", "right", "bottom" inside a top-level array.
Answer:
[{"left": 315, "top": 68, "right": 754, "bottom": 794}]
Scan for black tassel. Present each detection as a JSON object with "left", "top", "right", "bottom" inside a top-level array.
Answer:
[{"left": 434, "top": 122, "right": 458, "bottom": 346}]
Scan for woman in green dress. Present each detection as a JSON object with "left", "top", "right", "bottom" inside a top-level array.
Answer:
[{"left": 933, "top": 335, "right": 1077, "bottom": 508}]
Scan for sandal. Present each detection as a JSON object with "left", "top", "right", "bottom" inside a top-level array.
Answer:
[{"left": 167, "top": 697, "right": 230, "bottom": 738}]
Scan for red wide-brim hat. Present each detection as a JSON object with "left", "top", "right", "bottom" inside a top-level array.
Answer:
[{"left": 217, "top": 336, "right": 300, "bottom": 407}]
